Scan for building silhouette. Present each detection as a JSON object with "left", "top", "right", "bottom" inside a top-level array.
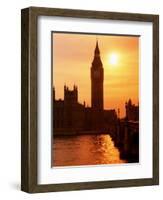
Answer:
[
  {"left": 115, "top": 100, "right": 139, "bottom": 162},
  {"left": 125, "top": 99, "right": 139, "bottom": 121},
  {"left": 53, "top": 85, "right": 85, "bottom": 133},
  {"left": 53, "top": 41, "right": 118, "bottom": 135},
  {"left": 91, "top": 41, "right": 104, "bottom": 110}
]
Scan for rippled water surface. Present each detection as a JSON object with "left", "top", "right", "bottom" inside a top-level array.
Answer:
[{"left": 53, "top": 134, "right": 126, "bottom": 167}]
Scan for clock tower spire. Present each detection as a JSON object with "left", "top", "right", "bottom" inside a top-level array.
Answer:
[{"left": 91, "top": 40, "right": 104, "bottom": 110}]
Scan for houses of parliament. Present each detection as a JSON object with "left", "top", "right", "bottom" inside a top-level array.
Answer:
[{"left": 53, "top": 41, "right": 138, "bottom": 135}]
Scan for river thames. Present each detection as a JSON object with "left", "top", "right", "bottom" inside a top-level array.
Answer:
[{"left": 53, "top": 134, "right": 126, "bottom": 167}]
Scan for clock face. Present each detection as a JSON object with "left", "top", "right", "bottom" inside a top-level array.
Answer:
[{"left": 94, "top": 70, "right": 100, "bottom": 78}]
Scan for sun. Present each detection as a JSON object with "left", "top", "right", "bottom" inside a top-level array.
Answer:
[{"left": 109, "top": 53, "right": 118, "bottom": 65}]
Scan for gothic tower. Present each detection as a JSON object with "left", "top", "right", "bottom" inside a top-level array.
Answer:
[{"left": 91, "top": 40, "right": 104, "bottom": 110}]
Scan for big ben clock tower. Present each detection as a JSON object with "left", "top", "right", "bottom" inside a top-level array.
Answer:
[{"left": 91, "top": 40, "right": 104, "bottom": 110}]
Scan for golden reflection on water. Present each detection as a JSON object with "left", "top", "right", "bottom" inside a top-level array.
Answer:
[{"left": 53, "top": 134, "right": 126, "bottom": 167}]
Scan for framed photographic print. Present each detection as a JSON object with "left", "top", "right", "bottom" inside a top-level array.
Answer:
[{"left": 21, "top": 7, "right": 159, "bottom": 193}]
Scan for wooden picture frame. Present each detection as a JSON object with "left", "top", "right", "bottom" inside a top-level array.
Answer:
[{"left": 21, "top": 7, "right": 159, "bottom": 193}]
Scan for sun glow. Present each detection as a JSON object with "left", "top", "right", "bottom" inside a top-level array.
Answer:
[{"left": 109, "top": 53, "right": 118, "bottom": 65}]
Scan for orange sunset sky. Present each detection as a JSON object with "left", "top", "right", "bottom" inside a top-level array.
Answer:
[{"left": 53, "top": 33, "right": 139, "bottom": 118}]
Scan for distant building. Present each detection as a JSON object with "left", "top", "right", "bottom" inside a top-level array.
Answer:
[
  {"left": 114, "top": 100, "right": 139, "bottom": 162},
  {"left": 53, "top": 41, "right": 118, "bottom": 135},
  {"left": 53, "top": 85, "right": 85, "bottom": 133},
  {"left": 125, "top": 99, "right": 139, "bottom": 121}
]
